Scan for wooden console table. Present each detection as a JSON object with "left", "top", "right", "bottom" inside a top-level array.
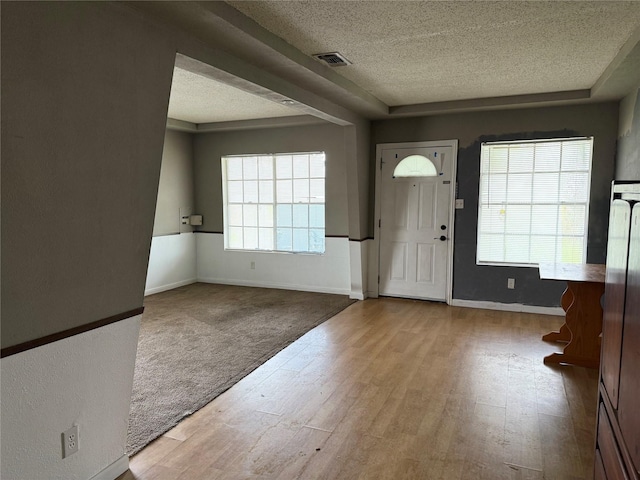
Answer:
[{"left": 539, "top": 262, "right": 606, "bottom": 369}]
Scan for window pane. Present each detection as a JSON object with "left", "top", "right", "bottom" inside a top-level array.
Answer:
[
  {"left": 227, "top": 181, "right": 243, "bottom": 203},
  {"left": 244, "top": 180, "right": 258, "bottom": 203},
  {"left": 228, "top": 226, "right": 243, "bottom": 249},
  {"left": 243, "top": 157, "right": 258, "bottom": 180},
  {"left": 259, "top": 228, "right": 273, "bottom": 250},
  {"left": 293, "top": 204, "right": 308, "bottom": 227},
  {"left": 478, "top": 205, "right": 505, "bottom": 234},
  {"left": 534, "top": 143, "right": 561, "bottom": 172},
  {"left": 508, "top": 145, "right": 534, "bottom": 173},
  {"left": 532, "top": 173, "right": 559, "bottom": 204},
  {"left": 557, "top": 236, "right": 584, "bottom": 263},
  {"left": 276, "top": 228, "right": 292, "bottom": 251},
  {"left": 226, "top": 158, "right": 243, "bottom": 180},
  {"left": 258, "top": 204, "right": 273, "bottom": 227},
  {"left": 558, "top": 205, "right": 586, "bottom": 236},
  {"left": 505, "top": 235, "right": 530, "bottom": 263},
  {"left": 243, "top": 204, "right": 258, "bottom": 227},
  {"left": 293, "top": 179, "right": 309, "bottom": 203},
  {"left": 560, "top": 172, "right": 589, "bottom": 203},
  {"left": 228, "top": 205, "right": 243, "bottom": 226},
  {"left": 293, "top": 154, "right": 309, "bottom": 178},
  {"left": 562, "top": 141, "right": 591, "bottom": 170},
  {"left": 477, "top": 233, "right": 504, "bottom": 263},
  {"left": 310, "top": 154, "right": 325, "bottom": 178},
  {"left": 310, "top": 179, "right": 325, "bottom": 203},
  {"left": 530, "top": 235, "right": 556, "bottom": 263},
  {"left": 486, "top": 147, "right": 508, "bottom": 173},
  {"left": 276, "top": 155, "right": 292, "bottom": 179},
  {"left": 259, "top": 180, "right": 273, "bottom": 203},
  {"left": 276, "top": 204, "right": 292, "bottom": 227},
  {"left": 277, "top": 180, "right": 292, "bottom": 203},
  {"left": 507, "top": 174, "right": 532, "bottom": 203},
  {"left": 258, "top": 156, "right": 273, "bottom": 179},
  {"left": 293, "top": 229, "right": 309, "bottom": 252},
  {"left": 309, "top": 229, "right": 325, "bottom": 253},
  {"left": 484, "top": 174, "right": 506, "bottom": 204},
  {"left": 531, "top": 205, "right": 558, "bottom": 235},
  {"left": 244, "top": 227, "right": 258, "bottom": 250},
  {"left": 505, "top": 205, "right": 531, "bottom": 234},
  {"left": 309, "top": 205, "right": 325, "bottom": 228}
]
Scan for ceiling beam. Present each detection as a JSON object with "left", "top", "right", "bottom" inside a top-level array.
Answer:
[
  {"left": 389, "top": 90, "right": 592, "bottom": 117},
  {"left": 196, "top": 2, "right": 389, "bottom": 118},
  {"left": 196, "top": 115, "right": 327, "bottom": 133}
]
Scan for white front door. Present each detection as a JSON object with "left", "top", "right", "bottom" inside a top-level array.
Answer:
[{"left": 378, "top": 144, "right": 453, "bottom": 301}]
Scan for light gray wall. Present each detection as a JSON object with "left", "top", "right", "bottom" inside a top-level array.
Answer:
[
  {"left": 153, "top": 130, "right": 195, "bottom": 236},
  {"left": 616, "top": 86, "right": 640, "bottom": 180},
  {"left": 193, "top": 123, "right": 349, "bottom": 237},
  {"left": 1, "top": 2, "right": 175, "bottom": 347},
  {"left": 372, "top": 102, "right": 619, "bottom": 306}
]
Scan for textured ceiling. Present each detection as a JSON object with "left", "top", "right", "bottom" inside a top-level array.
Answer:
[
  {"left": 228, "top": 1, "right": 640, "bottom": 106},
  {"left": 167, "top": 67, "right": 300, "bottom": 124},
  {"left": 156, "top": 1, "right": 640, "bottom": 124}
]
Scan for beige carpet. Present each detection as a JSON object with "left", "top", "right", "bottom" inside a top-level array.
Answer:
[{"left": 127, "top": 282, "right": 356, "bottom": 455}]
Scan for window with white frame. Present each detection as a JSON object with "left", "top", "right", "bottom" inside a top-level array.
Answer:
[
  {"left": 477, "top": 137, "right": 593, "bottom": 267},
  {"left": 222, "top": 152, "right": 325, "bottom": 254}
]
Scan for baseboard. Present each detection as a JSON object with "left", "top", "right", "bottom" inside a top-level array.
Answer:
[
  {"left": 197, "top": 277, "right": 350, "bottom": 296},
  {"left": 90, "top": 455, "right": 129, "bottom": 480},
  {"left": 450, "top": 299, "right": 564, "bottom": 316},
  {"left": 350, "top": 291, "right": 365, "bottom": 300},
  {"left": 145, "top": 278, "right": 197, "bottom": 296}
]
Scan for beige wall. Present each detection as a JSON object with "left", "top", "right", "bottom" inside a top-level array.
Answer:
[
  {"left": 1, "top": 2, "right": 175, "bottom": 348},
  {"left": 616, "top": 85, "right": 640, "bottom": 180},
  {"left": 153, "top": 130, "right": 195, "bottom": 236},
  {"left": 193, "top": 123, "right": 350, "bottom": 237}
]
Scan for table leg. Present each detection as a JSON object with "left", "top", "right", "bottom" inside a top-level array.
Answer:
[
  {"left": 544, "top": 281, "right": 604, "bottom": 369},
  {"left": 542, "top": 286, "right": 573, "bottom": 343}
]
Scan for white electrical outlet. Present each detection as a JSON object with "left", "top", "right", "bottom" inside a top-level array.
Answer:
[
  {"left": 250, "top": 261, "right": 255, "bottom": 270},
  {"left": 507, "top": 278, "right": 515, "bottom": 289},
  {"left": 62, "top": 425, "right": 79, "bottom": 458}
]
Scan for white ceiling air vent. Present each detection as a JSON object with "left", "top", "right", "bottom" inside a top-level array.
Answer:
[{"left": 312, "top": 52, "right": 352, "bottom": 67}]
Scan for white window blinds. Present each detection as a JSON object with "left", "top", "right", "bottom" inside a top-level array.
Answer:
[
  {"left": 477, "top": 137, "right": 593, "bottom": 266},
  {"left": 223, "top": 152, "right": 326, "bottom": 254}
]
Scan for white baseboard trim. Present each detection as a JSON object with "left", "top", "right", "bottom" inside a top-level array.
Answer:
[
  {"left": 350, "top": 291, "right": 365, "bottom": 300},
  {"left": 145, "top": 278, "right": 196, "bottom": 296},
  {"left": 197, "top": 276, "right": 351, "bottom": 296},
  {"left": 90, "top": 455, "right": 129, "bottom": 480},
  {"left": 450, "top": 299, "right": 564, "bottom": 316}
]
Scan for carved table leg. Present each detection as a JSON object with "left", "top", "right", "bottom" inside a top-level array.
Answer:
[
  {"left": 544, "top": 281, "right": 604, "bottom": 369},
  {"left": 542, "top": 286, "right": 573, "bottom": 343}
]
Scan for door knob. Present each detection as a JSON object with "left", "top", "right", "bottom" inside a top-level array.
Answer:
[{"left": 434, "top": 235, "right": 447, "bottom": 241}]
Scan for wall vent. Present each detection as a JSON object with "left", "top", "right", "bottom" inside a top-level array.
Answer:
[{"left": 312, "top": 52, "right": 352, "bottom": 67}]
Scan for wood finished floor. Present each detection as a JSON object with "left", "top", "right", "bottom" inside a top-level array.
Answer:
[{"left": 118, "top": 298, "right": 598, "bottom": 480}]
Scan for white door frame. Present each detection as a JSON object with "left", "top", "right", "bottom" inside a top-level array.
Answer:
[{"left": 372, "top": 140, "right": 458, "bottom": 304}]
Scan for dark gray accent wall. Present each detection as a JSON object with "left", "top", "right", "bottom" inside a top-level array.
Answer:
[
  {"left": 153, "top": 130, "right": 195, "bottom": 236},
  {"left": 1, "top": 2, "right": 175, "bottom": 349},
  {"left": 616, "top": 87, "right": 640, "bottom": 180},
  {"left": 372, "top": 102, "right": 619, "bottom": 306},
  {"left": 193, "top": 123, "right": 349, "bottom": 237}
]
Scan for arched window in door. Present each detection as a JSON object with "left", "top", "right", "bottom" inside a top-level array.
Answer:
[{"left": 393, "top": 154, "right": 437, "bottom": 177}]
